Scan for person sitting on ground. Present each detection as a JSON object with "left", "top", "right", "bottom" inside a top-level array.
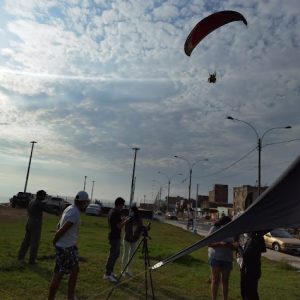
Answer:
[{"left": 121, "top": 204, "right": 143, "bottom": 276}]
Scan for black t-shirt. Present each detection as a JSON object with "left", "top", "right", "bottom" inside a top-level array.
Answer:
[{"left": 108, "top": 207, "right": 122, "bottom": 240}]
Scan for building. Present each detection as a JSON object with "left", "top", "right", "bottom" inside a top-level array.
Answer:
[
  {"left": 168, "top": 196, "right": 186, "bottom": 211},
  {"left": 233, "top": 185, "right": 268, "bottom": 213},
  {"left": 209, "top": 184, "right": 228, "bottom": 203},
  {"left": 197, "top": 195, "right": 209, "bottom": 209}
]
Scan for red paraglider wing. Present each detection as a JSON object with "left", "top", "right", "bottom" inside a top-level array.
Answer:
[{"left": 184, "top": 10, "right": 247, "bottom": 56}]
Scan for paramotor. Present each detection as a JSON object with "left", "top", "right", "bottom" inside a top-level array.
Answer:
[{"left": 184, "top": 10, "right": 247, "bottom": 56}]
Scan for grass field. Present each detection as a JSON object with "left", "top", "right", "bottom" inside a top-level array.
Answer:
[{"left": 0, "top": 207, "right": 299, "bottom": 299}]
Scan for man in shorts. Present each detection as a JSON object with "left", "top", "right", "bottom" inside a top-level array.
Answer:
[{"left": 48, "top": 191, "right": 90, "bottom": 300}]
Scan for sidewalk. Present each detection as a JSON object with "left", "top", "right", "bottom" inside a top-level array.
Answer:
[{"left": 162, "top": 218, "right": 300, "bottom": 271}]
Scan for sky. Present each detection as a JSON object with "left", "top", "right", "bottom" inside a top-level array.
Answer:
[{"left": 0, "top": 0, "right": 299, "bottom": 205}]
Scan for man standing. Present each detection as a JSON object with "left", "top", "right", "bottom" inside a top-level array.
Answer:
[
  {"left": 18, "top": 189, "right": 58, "bottom": 265},
  {"left": 48, "top": 191, "right": 90, "bottom": 300},
  {"left": 103, "top": 197, "right": 130, "bottom": 283},
  {"left": 122, "top": 204, "right": 143, "bottom": 276}
]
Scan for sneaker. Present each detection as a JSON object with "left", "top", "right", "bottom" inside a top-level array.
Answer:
[
  {"left": 103, "top": 274, "right": 118, "bottom": 283},
  {"left": 111, "top": 273, "right": 118, "bottom": 279}
]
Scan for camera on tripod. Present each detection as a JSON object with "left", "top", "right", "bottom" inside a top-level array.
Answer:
[{"left": 141, "top": 222, "right": 151, "bottom": 237}]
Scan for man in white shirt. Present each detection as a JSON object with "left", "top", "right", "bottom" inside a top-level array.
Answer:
[{"left": 48, "top": 191, "right": 90, "bottom": 300}]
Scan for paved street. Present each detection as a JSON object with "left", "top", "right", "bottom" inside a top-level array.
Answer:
[{"left": 160, "top": 216, "right": 300, "bottom": 271}]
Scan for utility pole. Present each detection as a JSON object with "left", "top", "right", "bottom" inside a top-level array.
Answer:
[
  {"left": 83, "top": 176, "right": 87, "bottom": 191},
  {"left": 193, "top": 184, "right": 199, "bottom": 234},
  {"left": 129, "top": 147, "right": 140, "bottom": 209},
  {"left": 91, "top": 180, "right": 95, "bottom": 202},
  {"left": 24, "top": 141, "right": 37, "bottom": 193}
]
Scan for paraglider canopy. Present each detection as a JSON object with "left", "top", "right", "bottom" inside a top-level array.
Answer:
[
  {"left": 208, "top": 72, "right": 217, "bottom": 83},
  {"left": 184, "top": 10, "right": 247, "bottom": 56}
]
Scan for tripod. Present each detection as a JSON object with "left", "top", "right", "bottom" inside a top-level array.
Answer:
[{"left": 106, "top": 230, "right": 155, "bottom": 300}]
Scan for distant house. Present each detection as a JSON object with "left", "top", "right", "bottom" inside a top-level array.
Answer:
[{"left": 233, "top": 185, "right": 268, "bottom": 213}]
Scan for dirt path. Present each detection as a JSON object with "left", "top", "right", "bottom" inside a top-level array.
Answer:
[{"left": 0, "top": 205, "right": 27, "bottom": 219}]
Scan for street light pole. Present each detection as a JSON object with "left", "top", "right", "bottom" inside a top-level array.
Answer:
[
  {"left": 83, "top": 176, "right": 87, "bottom": 191},
  {"left": 227, "top": 116, "right": 291, "bottom": 195},
  {"left": 24, "top": 141, "right": 37, "bottom": 193},
  {"left": 91, "top": 180, "right": 95, "bottom": 202},
  {"left": 152, "top": 179, "right": 163, "bottom": 211},
  {"left": 158, "top": 171, "right": 182, "bottom": 212},
  {"left": 174, "top": 156, "right": 208, "bottom": 218},
  {"left": 129, "top": 147, "right": 140, "bottom": 209},
  {"left": 194, "top": 183, "right": 199, "bottom": 233}
]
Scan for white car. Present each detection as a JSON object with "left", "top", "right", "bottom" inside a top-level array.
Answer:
[{"left": 85, "top": 203, "right": 102, "bottom": 216}]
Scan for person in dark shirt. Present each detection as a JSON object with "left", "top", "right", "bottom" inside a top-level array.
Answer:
[
  {"left": 18, "top": 190, "right": 59, "bottom": 264},
  {"left": 103, "top": 197, "right": 130, "bottom": 283},
  {"left": 240, "top": 231, "right": 266, "bottom": 300}
]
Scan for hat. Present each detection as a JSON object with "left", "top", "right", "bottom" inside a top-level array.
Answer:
[{"left": 75, "top": 191, "right": 89, "bottom": 201}]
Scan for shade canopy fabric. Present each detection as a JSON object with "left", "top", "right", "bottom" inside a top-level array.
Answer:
[{"left": 152, "top": 155, "right": 300, "bottom": 269}]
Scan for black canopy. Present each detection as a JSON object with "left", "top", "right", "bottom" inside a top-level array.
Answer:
[{"left": 152, "top": 155, "right": 300, "bottom": 269}]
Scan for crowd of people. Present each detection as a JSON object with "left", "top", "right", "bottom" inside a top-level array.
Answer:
[
  {"left": 17, "top": 191, "right": 266, "bottom": 300},
  {"left": 17, "top": 190, "right": 144, "bottom": 299}
]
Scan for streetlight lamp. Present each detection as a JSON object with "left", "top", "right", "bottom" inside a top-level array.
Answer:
[
  {"left": 227, "top": 116, "right": 291, "bottom": 195},
  {"left": 174, "top": 155, "right": 208, "bottom": 217},
  {"left": 157, "top": 171, "right": 182, "bottom": 212},
  {"left": 24, "top": 141, "right": 37, "bottom": 193}
]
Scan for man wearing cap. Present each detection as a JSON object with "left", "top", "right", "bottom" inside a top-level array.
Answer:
[
  {"left": 48, "top": 190, "right": 90, "bottom": 300},
  {"left": 18, "top": 189, "right": 58, "bottom": 265}
]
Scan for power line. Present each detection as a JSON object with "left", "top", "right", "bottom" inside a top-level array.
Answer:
[{"left": 199, "top": 145, "right": 257, "bottom": 178}]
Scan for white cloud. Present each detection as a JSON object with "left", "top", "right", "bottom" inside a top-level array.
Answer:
[{"left": 0, "top": 0, "right": 299, "bottom": 202}]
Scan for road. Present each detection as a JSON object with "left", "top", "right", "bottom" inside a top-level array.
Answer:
[{"left": 160, "top": 216, "right": 300, "bottom": 271}]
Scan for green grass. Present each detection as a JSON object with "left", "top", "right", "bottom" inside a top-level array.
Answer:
[{"left": 0, "top": 211, "right": 299, "bottom": 299}]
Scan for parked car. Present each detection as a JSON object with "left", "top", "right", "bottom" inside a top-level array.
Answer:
[
  {"left": 264, "top": 228, "right": 300, "bottom": 254},
  {"left": 43, "top": 196, "right": 65, "bottom": 214},
  {"left": 10, "top": 192, "right": 34, "bottom": 208},
  {"left": 154, "top": 210, "right": 163, "bottom": 216},
  {"left": 165, "top": 211, "right": 178, "bottom": 220},
  {"left": 85, "top": 203, "right": 102, "bottom": 216}
]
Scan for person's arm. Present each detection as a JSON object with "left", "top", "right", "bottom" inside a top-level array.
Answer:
[
  {"left": 40, "top": 202, "right": 60, "bottom": 216},
  {"left": 116, "top": 216, "right": 131, "bottom": 230},
  {"left": 52, "top": 221, "right": 73, "bottom": 246}
]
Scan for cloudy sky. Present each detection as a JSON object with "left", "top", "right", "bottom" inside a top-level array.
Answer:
[{"left": 0, "top": 0, "right": 299, "bottom": 204}]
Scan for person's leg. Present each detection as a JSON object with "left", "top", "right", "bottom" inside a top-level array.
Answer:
[
  {"left": 18, "top": 225, "right": 31, "bottom": 260},
  {"left": 244, "top": 275, "right": 259, "bottom": 300},
  {"left": 221, "top": 269, "right": 231, "bottom": 300},
  {"left": 211, "top": 266, "right": 221, "bottom": 300},
  {"left": 121, "top": 239, "right": 130, "bottom": 273},
  {"left": 68, "top": 264, "right": 79, "bottom": 300},
  {"left": 29, "top": 226, "right": 41, "bottom": 264},
  {"left": 48, "top": 272, "right": 64, "bottom": 300},
  {"left": 127, "top": 241, "right": 137, "bottom": 275},
  {"left": 105, "top": 239, "right": 120, "bottom": 275},
  {"left": 240, "top": 270, "right": 246, "bottom": 300}
]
